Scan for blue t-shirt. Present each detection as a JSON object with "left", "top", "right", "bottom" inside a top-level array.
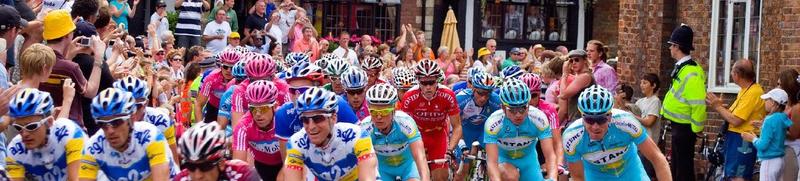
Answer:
[
  {"left": 753, "top": 112, "right": 793, "bottom": 160},
  {"left": 563, "top": 109, "right": 649, "bottom": 180},
  {"left": 275, "top": 95, "right": 359, "bottom": 140},
  {"left": 456, "top": 89, "right": 501, "bottom": 146},
  {"left": 451, "top": 81, "right": 468, "bottom": 94}
]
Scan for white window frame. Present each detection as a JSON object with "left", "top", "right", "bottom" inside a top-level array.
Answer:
[{"left": 708, "top": 0, "right": 762, "bottom": 93}]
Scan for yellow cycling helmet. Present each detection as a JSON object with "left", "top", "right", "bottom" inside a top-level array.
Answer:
[{"left": 43, "top": 10, "right": 76, "bottom": 40}]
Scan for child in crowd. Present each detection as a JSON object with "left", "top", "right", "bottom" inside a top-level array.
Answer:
[{"left": 743, "top": 88, "right": 793, "bottom": 181}]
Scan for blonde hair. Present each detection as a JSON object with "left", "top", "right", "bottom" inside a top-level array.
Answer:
[{"left": 20, "top": 44, "right": 56, "bottom": 79}]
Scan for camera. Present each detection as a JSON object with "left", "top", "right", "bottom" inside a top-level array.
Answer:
[{"left": 79, "top": 37, "right": 91, "bottom": 47}]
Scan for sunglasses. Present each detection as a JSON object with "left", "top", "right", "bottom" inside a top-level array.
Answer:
[
  {"left": 96, "top": 116, "right": 130, "bottom": 129},
  {"left": 144, "top": 54, "right": 152, "bottom": 58},
  {"left": 369, "top": 108, "right": 394, "bottom": 117},
  {"left": 289, "top": 86, "right": 311, "bottom": 95},
  {"left": 183, "top": 159, "right": 221, "bottom": 172},
  {"left": 531, "top": 92, "right": 540, "bottom": 98},
  {"left": 419, "top": 80, "right": 437, "bottom": 86},
  {"left": 583, "top": 114, "right": 609, "bottom": 125},
  {"left": 506, "top": 106, "right": 528, "bottom": 114},
  {"left": 12, "top": 117, "right": 50, "bottom": 132},
  {"left": 300, "top": 113, "right": 332, "bottom": 124},
  {"left": 569, "top": 58, "right": 582, "bottom": 63},
  {"left": 346, "top": 88, "right": 365, "bottom": 95},
  {"left": 219, "top": 64, "right": 233, "bottom": 70},
  {"left": 172, "top": 57, "right": 182, "bottom": 61},
  {"left": 249, "top": 105, "right": 274, "bottom": 115},
  {"left": 474, "top": 89, "right": 491, "bottom": 96}
]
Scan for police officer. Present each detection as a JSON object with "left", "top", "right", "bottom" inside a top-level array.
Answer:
[{"left": 661, "top": 24, "right": 707, "bottom": 181}]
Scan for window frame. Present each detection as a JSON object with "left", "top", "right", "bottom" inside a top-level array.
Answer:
[
  {"left": 299, "top": 0, "right": 401, "bottom": 42},
  {"left": 708, "top": 0, "right": 762, "bottom": 93}
]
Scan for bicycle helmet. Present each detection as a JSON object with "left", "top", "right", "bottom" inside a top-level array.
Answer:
[
  {"left": 341, "top": 68, "right": 368, "bottom": 90},
  {"left": 518, "top": 73, "right": 542, "bottom": 92},
  {"left": 179, "top": 122, "right": 226, "bottom": 162},
  {"left": 246, "top": 54, "right": 276, "bottom": 80},
  {"left": 315, "top": 58, "right": 330, "bottom": 72},
  {"left": 393, "top": 68, "right": 418, "bottom": 89},
  {"left": 285, "top": 52, "right": 311, "bottom": 68},
  {"left": 320, "top": 53, "right": 339, "bottom": 60},
  {"left": 91, "top": 88, "right": 137, "bottom": 118},
  {"left": 366, "top": 83, "right": 398, "bottom": 105},
  {"left": 361, "top": 56, "right": 383, "bottom": 70},
  {"left": 217, "top": 50, "right": 241, "bottom": 65},
  {"left": 467, "top": 66, "right": 486, "bottom": 80},
  {"left": 501, "top": 65, "right": 525, "bottom": 80},
  {"left": 113, "top": 76, "right": 150, "bottom": 100},
  {"left": 577, "top": 85, "right": 614, "bottom": 116},
  {"left": 8, "top": 88, "right": 54, "bottom": 118},
  {"left": 246, "top": 80, "right": 278, "bottom": 105},
  {"left": 295, "top": 87, "right": 339, "bottom": 113},
  {"left": 471, "top": 72, "right": 496, "bottom": 90},
  {"left": 499, "top": 79, "right": 531, "bottom": 107},
  {"left": 285, "top": 61, "right": 325, "bottom": 82},
  {"left": 325, "top": 58, "right": 351, "bottom": 77},
  {"left": 414, "top": 59, "right": 442, "bottom": 79},
  {"left": 232, "top": 60, "right": 247, "bottom": 80}
]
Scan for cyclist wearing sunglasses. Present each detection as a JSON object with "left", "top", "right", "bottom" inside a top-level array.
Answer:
[
  {"left": 562, "top": 85, "right": 671, "bottom": 180},
  {"left": 519, "top": 73, "right": 563, "bottom": 172},
  {"left": 323, "top": 56, "right": 350, "bottom": 95},
  {"left": 219, "top": 60, "right": 248, "bottom": 128},
  {"left": 361, "top": 83, "right": 430, "bottom": 181},
  {"left": 362, "top": 56, "right": 386, "bottom": 88},
  {"left": 231, "top": 80, "right": 284, "bottom": 179},
  {"left": 451, "top": 66, "right": 486, "bottom": 95},
  {"left": 177, "top": 122, "right": 260, "bottom": 181},
  {"left": 484, "top": 79, "right": 556, "bottom": 181},
  {"left": 81, "top": 88, "right": 179, "bottom": 180},
  {"left": 195, "top": 50, "right": 241, "bottom": 124},
  {"left": 391, "top": 67, "right": 417, "bottom": 98},
  {"left": 454, "top": 71, "right": 501, "bottom": 180},
  {"left": 284, "top": 87, "right": 378, "bottom": 181},
  {"left": 398, "top": 59, "right": 462, "bottom": 181},
  {"left": 230, "top": 53, "right": 286, "bottom": 127},
  {"left": 6, "top": 89, "right": 87, "bottom": 181},
  {"left": 341, "top": 68, "right": 371, "bottom": 121}
]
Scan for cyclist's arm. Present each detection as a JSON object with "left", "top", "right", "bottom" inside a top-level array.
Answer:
[
  {"left": 66, "top": 138, "right": 85, "bottom": 181},
  {"left": 539, "top": 138, "right": 557, "bottom": 180},
  {"left": 356, "top": 154, "right": 378, "bottom": 181},
  {"left": 146, "top": 141, "right": 171, "bottom": 181},
  {"left": 78, "top": 154, "right": 99, "bottom": 181},
  {"left": 194, "top": 93, "right": 208, "bottom": 122},
  {"left": 485, "top": 143, "right": 502, "bottom": 181},
  {"left": 566, "top": 161, "right": 585, "bottom": 181},
  {"left": 409, "top": 140, "right": 430, "bottom": 181},
  {"left": 164, "top": 125, "right": 180, "bottom": 167},
  {"left": 448, "top": 114, "right": 462, "bottom": 151},
  {"left": 638, "top": 137, "right": 672, "bottom": 181},
  {"left": 6, "top": 157, "right": 25, "bottom": 181},
  {"left": 284, "top": 145, "right": 305, "bottom": 181}
]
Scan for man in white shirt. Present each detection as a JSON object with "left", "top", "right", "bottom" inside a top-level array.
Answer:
[
  {"left": 203, "top": 9, "right": 231, "bottom": 54},
  {"left": 332, "top": 31, "right": 358, "bottom": 66},
  {"left": 264, "top": 12, "right": 283, "bottom": 50},
  {"left": 277, "top": 0, "right": 297, "bottom": 43},
  {"left": 149, "top": 2, "right": 169, "bottom": 42}
]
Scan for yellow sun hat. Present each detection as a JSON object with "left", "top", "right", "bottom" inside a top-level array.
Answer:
[{"left": 43, "top": 10, "right": 76, "bottom": 40}]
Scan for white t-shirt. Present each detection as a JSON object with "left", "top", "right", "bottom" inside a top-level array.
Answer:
[
  {"left": 277, "top": 10, "right": 297, "bottom": 39},
  {"left": 37, "top": 0, "right": 73, "bottom": 20},
  {"left": 333, "top": 47, "right": 359, "bottom": 66},
  {"left": 265, "top": 22, "right": 285, "bottom": 44},
  {"left": 203, "top": 21, "right": 232, "bottom": 54},
  {"left": 635, "top": 95, "right": 662, "bottom": 142},
  {"left": 150, "top": 13, "right": 170, "bottom": 41}
]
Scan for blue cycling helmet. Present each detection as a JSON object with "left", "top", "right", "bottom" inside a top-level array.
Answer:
[
  {"left": 285, "top": 52, "right": 311, "bottom": 68},
  {"left": 467, "top": 66, "right": 486, "bottom": 80},
  {"left": 499, "top": 79, "right": 531, "bottom": 107},
  {"left": 92, "top": 88, "right": 138, "bottom": 118},
  {"left": 341, "top": 68, "right": 368, "bottom": 90},
  {"left": 296, "top": 87, "right": 339, "bottom": 113},
  {"left": 471, "top": 72, "right": 496, "bottom": 90},
  {"left": 113, "top": 76, "right": 150, "bottom": 100},
  {"left": 501, "top": 65, "right": 525, "bottom": 80},
  {"left": 9, "top": 88, "right": 54, "bottom": 118},
  {"left": 578, "top": 85, "right": 614, "bottom": 116},
  {"left": 285, "top": 61, "right": 325, "bottom": 82},
  {"left": 232, "top": 60, "right": 247, "bottom": 80}
]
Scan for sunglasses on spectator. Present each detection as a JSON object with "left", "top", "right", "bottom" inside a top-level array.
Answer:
[
  {"left": 249, "top": 105, "right": 274, "bottom": 115},
  {"left": 300, "top": 113, "right": 332, "bottom": 124},
  {"left": 172, "top": 57, "right": 182, "bottom": 61},
  {"left": 289, "top": 86, "right": 312, "bottom": 95},
  {"left": 96, "top": 116, "right": 130, "bottom": 129},
  {"left": 346, "top": 88, "right": 365, "bottom": 95},
  {"left": 144, "top": 54, "right": 152, "bottom": 58},
  {"left": 583, "top": 114, "right": 610, "bottom": 125},
  {"left": 569, "top": 58, "right": 582, "bottom": 63},
  {"left": 183, "top": 159, "right": 221, "bottom": 172},
  {"left": 157, "top": 51, "right": 165, "bottom": 56},
  {"left": 506, "top": 106, "right": 528, "bottom": 114},
  {"left": 369, "top": 107, "right": 394, "bottom": 117},
  {"left": 12, "top": 117, "right": 51, "bottom": 132}
]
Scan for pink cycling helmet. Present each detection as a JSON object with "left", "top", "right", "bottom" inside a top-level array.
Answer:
[
  {"left": 245, "top": 54, "right": 276, "bottom": 79},
  {"left": 217, "top": 50, "right": 242, "bottom": 65},
  {"left": 246, "top": 80, "right": 278, "bottom": 105},
  {"left": 519, "top": 73, "right": 543, "bottom": 93}
]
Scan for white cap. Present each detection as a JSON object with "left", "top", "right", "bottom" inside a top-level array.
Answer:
[{"left": 761, "top": 88, "right": 789, "bottom": 105}]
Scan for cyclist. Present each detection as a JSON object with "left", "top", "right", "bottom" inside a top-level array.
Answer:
[
  {"left": 6, "top": 89, "right": 86, "bottom": 181},
  {"left": 219, "top": 60, "right": 248, "bottom": 129},
  {"left": 391, "top": 67, "right": 417, "bottom": 98},
  {"left": 361, "top": 83, "right": 431, "bottom": 181},
  {"left": 484, "top": 79, "right": 557, "bottom": 181},
  {"left": 195, "top": 50, "right": 241, "bottom": 123},
  {"left": 231, "top": 80, "right": 283, "bottom": 179},
  {"left": 451, "top": 67, "right": 487, "bottom": 94},
  {"left": 562, "top": 85, "right": 671, "bottom": 180},
  {"left": 113, "top": 76, "right": 180, "bottom": 166},
  {"left": 398, "top": 59, "right": 462, "bottom": 180},
  {"left": 176, "top": 122, "right": 261, "bottom": 181},
  {"left": 284, "top": 87, "right": 378, "bottom": 181},
  {"left": 341, "top": 68, "right": 371, "bottom": 121},
  {"left": 81, "top": 88, "right": 179, "bottom": 180},
  {"left": 323, "top": 56, "right": 351, "bottom": 95},
  {"left": 519, "top": 73, "right": 564, "bottom": 172},
  {"left": 454, "top": 71, "right": 502, "bottom": 180},
  {"left": 231, "top": 53, "right": 286, "bottom": 124},
  {"left": 362, "top": 56, "right": 385, "bottom": 87}
]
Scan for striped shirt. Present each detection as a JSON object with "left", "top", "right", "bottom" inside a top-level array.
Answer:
[{"left": 175, "top": 0, "right": 204, "bottom": 37}]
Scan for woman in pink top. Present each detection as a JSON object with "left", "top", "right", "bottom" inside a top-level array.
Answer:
[
  {"left": 232, "top": 80, "right": 283, "bottom": 179},
  {"left": 435, "top": 46, "right": 459, "bottom": 85}
]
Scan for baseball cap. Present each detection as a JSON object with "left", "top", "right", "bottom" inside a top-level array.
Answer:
[
  {"left": 510, "top": 47, "right": 523, "bottom": 54},
  {"left": 568, "top": 49, "right": 587, "bottom": 58},
  {"left": 0, "top": 5, "right": 28, "bottom": 31},
  {"left": 761, "top": 88, "right": 789, "bottom": 105},
  {"left": 157, "top": 1, "right": 167, "bottom": 7},
  {"left": 74, "top": 21, "right": 97, "bottom": 37},
  {"left": 229, "top": 32, "right": 240, "bottom": 39}
]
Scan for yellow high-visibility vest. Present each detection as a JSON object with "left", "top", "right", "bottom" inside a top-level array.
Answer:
[{"left": 661, "top": 60, "right": 707, "bottom": 133}]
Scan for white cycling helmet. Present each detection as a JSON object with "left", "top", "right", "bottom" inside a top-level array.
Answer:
[{"left": 366, "top": 83, "right": 398, "bottom": 105}]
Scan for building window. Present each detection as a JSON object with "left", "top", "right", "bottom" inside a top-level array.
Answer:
[
  {"left": 479, "top": 0, "right": 575, "bottom": 42},
  {"left": 300, "top": 1, "right": 400, "bottom": 42},
  {"left": 708, "top": 0, "right": 762, "bottom": 93}
]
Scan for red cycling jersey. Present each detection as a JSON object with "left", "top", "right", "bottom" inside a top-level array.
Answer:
[
  {"left": 173, "top": 159, "right": 260, "bottom": 181},
  {"left": 398, "top": 85, "right": 459, "bottom": 169}
]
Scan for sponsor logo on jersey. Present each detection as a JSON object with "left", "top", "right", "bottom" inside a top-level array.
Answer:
[
  {"left": 563, "top": 129, "right": 584, "bottom": 155},
  {"left": 497, "top": 136, "right": 535, "bottom": 150},
  {"left": 583, "top": 146, "right": 628, "bottom": 166},
  {"left": 249, "top": 140, "right": 281, "bottom": 154},
  {"left": 54, "top": 125, "right": 69, "bottom": 141},
  {"left": 612, "top": 118, "right": 643, "bottom": 137}
]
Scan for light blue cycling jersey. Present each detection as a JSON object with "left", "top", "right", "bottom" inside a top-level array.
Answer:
[
  {"left": 562, "top": 109, "right": 649, "bottom": 180},
  {"left": 484, "top": 106, "right": 552, "bottom": 181},
  {"left": 456, "top": 89, "right": 502, "bottom": 147},
  {"left": 360, "top": 111, "right": 422, "bottom": 180},
  {"left": 218, "top": 85, "right": 237, "bottom": 120}
]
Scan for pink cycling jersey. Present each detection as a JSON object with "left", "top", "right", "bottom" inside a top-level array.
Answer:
[
  {"left": 174, "top": 159, "right": 260, "bottom": 181},
  {"left": 232, "top": 113, "right": 282, "bottom": 165},
  {"left": 536, "top": 99, "right": 560, "bottom": 129},
  {"left": 200, "top": 69, "right": 228, "bottom": 107},
  {"left": 354, "top": 99, "right": 370, "bottom": 121}
]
